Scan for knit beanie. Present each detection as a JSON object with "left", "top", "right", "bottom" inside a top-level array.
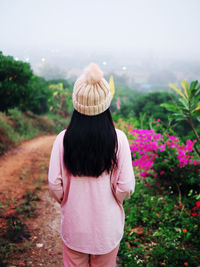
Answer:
[{"left": 72, "top": 63, "right": 112, "bottom": 116}]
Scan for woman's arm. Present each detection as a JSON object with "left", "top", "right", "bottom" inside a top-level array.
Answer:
[
  {"left": 48, "top": 133, "right": 64, "bottom": 204},
  {"left": 114, "top": 130, "right": 135, "bottom": 204}
]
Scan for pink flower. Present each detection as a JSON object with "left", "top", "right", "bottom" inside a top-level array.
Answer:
[
  {"left": 160, "top": 145, "right": 165, "bottom": 152},
  {"left": 140, "top": 171, "right": 149, "bottom": 178},
  {"left": 157, "top": 119, "right": 161, "bottom": 122},
  {"left": 129, "top": 128, "right": 197, "bottom": 178}
]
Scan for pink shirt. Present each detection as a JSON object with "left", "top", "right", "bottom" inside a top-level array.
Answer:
[{"left": 48, "top": 128, "right": 135, "bottom": 254}]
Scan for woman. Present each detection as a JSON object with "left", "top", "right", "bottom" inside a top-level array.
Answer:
[{"left": 48, "top": 63, "right": 135, "bottom": 267}]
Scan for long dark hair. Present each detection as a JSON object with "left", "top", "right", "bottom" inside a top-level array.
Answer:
[{"left": 63, "top": 108, "right": 118, "bottom": 177}]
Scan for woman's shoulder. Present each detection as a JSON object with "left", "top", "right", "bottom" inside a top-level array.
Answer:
[
  {"left": 115, "top": 128, "right": 130, "bottom": 154},
  {"left": 54, "top": 129, "right": 67, "bottom": 144},
  {"left": 57, "top": 129, "right": 67, "bottom": 138},
  {"left": 115, "top": 128, "right": 128, "bottom": 140}
]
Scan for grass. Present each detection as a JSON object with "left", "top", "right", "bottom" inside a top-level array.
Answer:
[{"left": 0, "top": 108, "right": 69, "bottom": 155}]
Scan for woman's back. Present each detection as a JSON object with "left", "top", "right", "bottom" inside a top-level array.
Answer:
[
  {"left": 48, "top": 63, "right": 135, "bottom": 266},
  {"left": 48, "top": 128, "right": 135, "bottom": 254}
]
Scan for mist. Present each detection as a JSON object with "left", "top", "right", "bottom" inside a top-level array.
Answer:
[{"left": 1, "top": 0, "right": 200, "bottom": 83}]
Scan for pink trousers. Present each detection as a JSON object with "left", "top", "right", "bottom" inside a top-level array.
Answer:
[{"left": 62, "top": 241, "right": 120, "bottom": 267}]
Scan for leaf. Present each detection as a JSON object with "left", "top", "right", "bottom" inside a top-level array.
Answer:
[
  {"left": 194, "top": 104, "right": 200, "bottom": 111},
  {"left": 192, "top": 110, "right": 200, "bottom": 117},
  {"left": 178, "top": 97, "right": 189, "bottom": 110},
  {"left": 168, "top": 114, "right": 185, "bottom": 121},
  {"left": 190, "top": 80, "right": 198, "bottom": 91},
  {"left": 196, "top": 85, "right": 200, "bottom": 95},
  {"left": 169, "top": 83, "right": 186, "bottom": 99},
  {"left": 109, "top": 75, "right": 115, "bottom": 97},
  {"left": 196, "top": 116, "right": 200, "bottom": 122},
  {"left": 181, "top": 80, "right": 189, "bottom": 98},
  {"left": 190, "top": 80, "right": 199, "bottom": 97},
  {"left": 160, "top": 103, "right": 182, "bottom": 112}
]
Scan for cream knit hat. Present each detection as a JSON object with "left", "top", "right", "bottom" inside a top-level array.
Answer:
[{"left": 72, "top": 63, "right": 112, "bottom": 116}]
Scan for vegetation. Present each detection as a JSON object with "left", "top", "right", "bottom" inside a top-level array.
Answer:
[
  {"left": 0, "top": 51, "right": 51, "bottom": 114},
  {"left": 161, "top": 80, "right": 200, "bottom": 155},
  {"left": 0, "top": 108, "right": 69, "bottom": 155},
  {"left": 0, "top": 51, "right": 73, "bottom": 154},
  {"left": 114, "top": 118, "right": 200, "bottom": 267}
]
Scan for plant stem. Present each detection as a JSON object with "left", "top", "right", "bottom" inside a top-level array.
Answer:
[{"left": 171, "top": 176, "right": 184, "bottom": 211}]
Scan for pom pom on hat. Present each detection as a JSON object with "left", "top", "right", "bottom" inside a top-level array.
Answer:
[
  {"left": 72, "top": 62, "right": 112, "bottom": 116},
  {"left": 83, "top": 63, "right": 103, "bottom": 84}
]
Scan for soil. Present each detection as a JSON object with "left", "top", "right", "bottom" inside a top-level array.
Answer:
[{"left": 0, "top": 135, "right": 121, "bottom": 267}]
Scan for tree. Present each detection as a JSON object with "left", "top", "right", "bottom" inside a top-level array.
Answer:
[
  {"left": 161, "top": 80, "right": 200, "bottom": 156},
  {"left": 0, "top": 51, "right": 33, "bottom": 111},
  {"left": 132, "top": 91, "right": 175, "bottom": 123},
  {"left": 26, "top": 76, "right": 52, "bottom": 114}
]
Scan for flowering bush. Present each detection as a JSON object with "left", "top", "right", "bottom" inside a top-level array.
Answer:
[
  {"left": 129, "top": 127, "right": 200, "bottom": 197},
  {"left": 116, "top": 117, "right": 200, "bottom": 266}
]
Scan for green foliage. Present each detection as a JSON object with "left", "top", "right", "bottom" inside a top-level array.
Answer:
[
  {"left": 46, "top": 112, "right": 70, "bottom": 132},
  {"left": 46, "top": 78, "right": 73, "bottom": 90},
  {"left": 0, "top": 108, "right": 69, "bottom": 154},
  {"left": 47, "top": 81, "right": 73, "bottom": 117},
  {"left": 3, "top": 214, "right": 30, "bottom": 243},
  {"left": 0, "top": 112, "right": 20, "bottom": 154},
  {"left": 116, "top": 117, "right": 200, "bottom": 266},
  {"left": 7, "top": 108, "right": 39, "bottom": 138},
  {"left": 131, "top": 91, "right": 176, "bottom": 124},
  {"left": 0, "top": 51, "right": 52, "bottom": 114},
  {"left": 25, "top": 76, "right": 52, "bottom": 114},
  {"left": 152, "top": 149, "right": 200, "bottom": 198},
  {"left": 0, "top": 51, "right": 33, "bottom": 112},
  {"left": 161, "top": 80, "right": 200, "bottom": 154},
  {"left": 110, "top": 82, "right": 141, "bottom": 118},
  {"left": 119, "top": 182, "right": 200, "bottom": 266},
  {"left": 0, "top": 240, "right": 19, "bottom": 266},
  {"left": 16, "top": 190, "right": 40, "bottom": 219}
]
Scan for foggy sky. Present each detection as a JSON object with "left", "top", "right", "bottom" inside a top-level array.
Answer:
[{"left": 1, "top": 0, "right": 200, "bottom": 60}]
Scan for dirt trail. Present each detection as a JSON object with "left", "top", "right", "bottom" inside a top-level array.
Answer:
[
  {"left": 0, "top": 135, "right": 55, "bottom": 198},
  {"left": 0, "top": 135, "right": 121, "bottom": 267},
  {"left": 0, "top": 135, "right": 64, "bottom": 266}
]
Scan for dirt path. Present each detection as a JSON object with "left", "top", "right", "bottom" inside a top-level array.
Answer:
[
  {"left": 0, "top": 135, "right": 65, "bottom": 266},
  {"left": 0, "top": 135, "right": 122, "bottom": 267}
]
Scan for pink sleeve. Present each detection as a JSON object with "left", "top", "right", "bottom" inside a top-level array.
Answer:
[
  {"left": 48, "top": 132, "right": 64, "bottom": 204},
  {"left": 114, "top": 130, "right": 135, "bottom": 204}
]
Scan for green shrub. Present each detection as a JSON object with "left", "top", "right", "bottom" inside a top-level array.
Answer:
[
  {"left": 0, "top": 108, "right": 69, "bottom": 154},
  {"left": 0, "top": 51, "right": 51, "bottom": 114},
  {"left": 118, "top": 182, "right": 200, "bottom": 266},
  {"left": 0, "top": 112, "right": 20, "bottom": 154}
]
